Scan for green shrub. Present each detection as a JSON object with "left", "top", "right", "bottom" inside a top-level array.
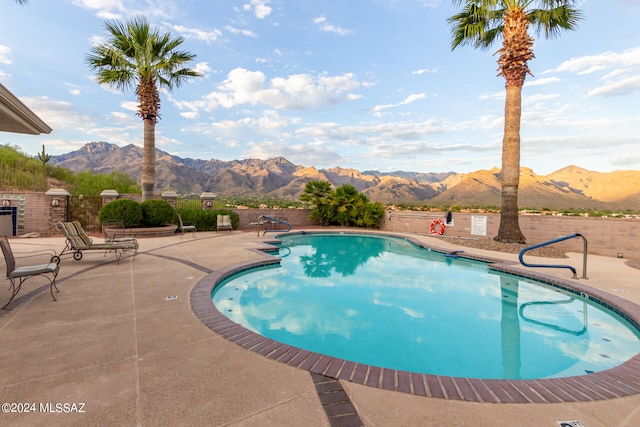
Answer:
[
  {"left": 99, "top": 199, "right": 143, "bottom": 228},
  {"left": 176, "top": 209, "right": 239, "bottom": 232},
  {"left": 355, "top": 201, "right": 385, "bottom": 228},
  {"left": 300, "top": 182, "right": 384, "bottom": 228},
  {"left": 141, "top": 199, "right": 177, "bottom": 226}
]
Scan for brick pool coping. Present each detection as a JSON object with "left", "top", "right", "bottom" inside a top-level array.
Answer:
[{"left": 190, "top": 232, "right": 640, "bottom": 404}]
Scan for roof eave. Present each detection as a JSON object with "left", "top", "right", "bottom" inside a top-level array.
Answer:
[{"left": 0, "top": 83, "right": 52, "bottom": 135}]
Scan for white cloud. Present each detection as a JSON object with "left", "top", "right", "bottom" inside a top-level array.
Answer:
[
  {"left": 193, "top": 62, "right": 213, "bottom": 78},
  {"left": 166, "top": 24, "right": 222, "bottom": 44},
  {"left": 243, "top": 0, "right": 272, "bottom": 19},
  {"left": 547, "top": 47, "right": 640, "bottom": 97},
  {"left": 412, "top": 68, "right": 437, "bottom": 75},
  {"left": 20, "top": 96, "right": 96, "bottom": 131},
  {"left": 0, "top": 45, "right": 13, "bottom": 65},
  {"left": 88, "top": 35, "right": 105, "bottom": 46},
  {"left": 121, "top": 101, "right": 138, "bottom": 112},
  {"left": 243, "top": 140, "right": 344, "bottom": 167},
  {"left": 525, "top": 93, "right": 560, "bottom": 103},
  {"left": 108, "top": 111, "right": 139, "bottom": 126},
  {"left": 478, "top": 91, "right": 504, "bottom": 100},
  {"left": 185, "top": 68, "right": 365, "bottom": 112},
  {"left": 180, "top": 111, "right": 199, "bottom": 119},
  {"left": 372, "top": 93, "right": 426, "bottom": 116},
  {"left": 524, "top": 77, "right": 561, "bottom": 87},
  {"left": 313, "top": 16, "right": 352, "bottom": 36},
  {"left": 225, "top": 26, "right": 257, "bottom": 38},
  {"left": 611, "top": 152, "right": 640, "bottom": 168},
  {"left": 588, "top": 74, "right": 640, "bottom": 97},
  {"left": 72, "top": 0, "right": 179, "bottom": 20},
  {"left": 553, "top": 47, "right": 640, "bottom": 75}
]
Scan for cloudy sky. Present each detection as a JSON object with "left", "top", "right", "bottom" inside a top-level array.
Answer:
[{"left": 1, "top": 0, "right": 638, "bottom": 175}]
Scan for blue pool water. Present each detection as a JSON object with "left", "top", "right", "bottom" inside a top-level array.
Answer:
[{"left": 212, "top": 233, "right": 640, "bottom": 379}]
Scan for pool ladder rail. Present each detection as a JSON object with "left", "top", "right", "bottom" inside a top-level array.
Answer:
[
  {"left": 518, "top": 233, "right": 588, "bottom": 280},
  {"left": 255, "top": 215, "right": 292, "bottom": 236}
]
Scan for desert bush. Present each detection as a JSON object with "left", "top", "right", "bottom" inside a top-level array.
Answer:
[
  {"left": 141, "top": 199, "right": 177, "bottom": 226},
  {"left": 99, "top": 198, "right": 143, "bottom": 228}
]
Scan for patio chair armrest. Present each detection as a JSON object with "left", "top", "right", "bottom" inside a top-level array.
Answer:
[{"left": 12, "top": 248, "right": 59, "bottom": 265}]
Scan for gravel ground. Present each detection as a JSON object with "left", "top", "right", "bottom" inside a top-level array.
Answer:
[{"left": 434, "top": 236, "right": 568, "bottom": 258}]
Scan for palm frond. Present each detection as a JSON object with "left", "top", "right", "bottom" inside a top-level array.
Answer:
[{"left": 528, "top": 4, "right": 583, "bottom": 38}]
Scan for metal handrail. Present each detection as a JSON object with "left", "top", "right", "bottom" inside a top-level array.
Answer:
[
  {"left": 258, "top": 215, "right": 292, "bottom": 236},
  {"left": 518, "top": 233, "right": 588, "bottom": 279}
]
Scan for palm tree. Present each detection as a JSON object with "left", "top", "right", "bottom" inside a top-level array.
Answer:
[
  {"left": 448, "top": 1, "right": 582, "bottom": 243},
  {"left": 301, "top": 180, "right": 333, "bottom": 225},
  {"left": 86, "top": 16, "right": 200, "bottom": 201},
  {"left": 330, "top": 184, "right": 362, "bottom": 226}
]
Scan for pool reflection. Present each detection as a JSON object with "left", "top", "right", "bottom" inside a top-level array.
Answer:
[{"left": 213, "top": 233, "right": 640, "bottom": 379}]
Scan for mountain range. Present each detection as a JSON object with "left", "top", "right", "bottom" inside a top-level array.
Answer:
[{"left": 49, "top": 142, "right": 640, "bottom": 210}]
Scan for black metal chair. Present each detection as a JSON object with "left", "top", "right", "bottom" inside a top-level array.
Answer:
[{"left": 1, "top": 236, "right": 60, "bottom": 309}]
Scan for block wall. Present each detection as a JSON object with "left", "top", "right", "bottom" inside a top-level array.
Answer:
[{"left": 380, "top": 211, "right": 640, "bottom": 259}]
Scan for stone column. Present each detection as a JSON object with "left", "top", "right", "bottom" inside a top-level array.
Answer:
[
  {"left": 46, "top": 188, "right": 71, "bottom": 235},
  {"left": 100, "top": 190, "right": 119, "bottom": 206},
  {"left": 200, "top": 192, "right": 217, "bottom": 210},
  {"left": 161, "top": 191, "right": 178, "bottom": 209}
]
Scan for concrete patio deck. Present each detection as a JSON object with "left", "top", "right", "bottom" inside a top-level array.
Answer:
[{"left": 1, "top": 230, "right": 640, "bottom": 427}]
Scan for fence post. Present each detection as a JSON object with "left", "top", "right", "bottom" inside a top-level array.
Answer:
[
  {"left": 162, "top": 191, "right": 178, "bottom": 209},
  {"left": 100, "top": 190, "right": 119, "bottom": 206},
  {"left": 46, "top": 188, "right": 71, "bottom": 235},
  {"left": 200, "top": 192, "right": 216, "bottom": 210}
]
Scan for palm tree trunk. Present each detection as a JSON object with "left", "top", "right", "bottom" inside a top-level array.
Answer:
[
  {"left": 495, "top": 85, "right": 526, "bottom": 243},
  {"left": 141, "top": 118, "right": 156, "bottom": 201}
]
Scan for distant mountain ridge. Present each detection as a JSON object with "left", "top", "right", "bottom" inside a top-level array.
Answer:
[{"left": 49, "top": 142, "right": 640, "bottom": 210}]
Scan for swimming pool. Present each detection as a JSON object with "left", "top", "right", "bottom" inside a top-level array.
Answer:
[{"left": 211, "top": 233, "right": 640, "bottom": 381}]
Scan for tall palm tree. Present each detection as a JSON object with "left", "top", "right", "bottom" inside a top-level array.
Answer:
[
  {"left": 86, "top": 16, "right": 200, "bottom": 201},
  {"left": 448, "top": 1, "right": 582, "bottom": 243}
]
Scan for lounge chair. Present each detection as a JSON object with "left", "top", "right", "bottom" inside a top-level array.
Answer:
[
  {"left": 102, "top": 220, "right": 137, "bottom": 243},
  {"left": 1, "top": 236, "right": 60, "bottom": 308},
  {"left": 58, "top": 221, "right": 138, "bottom": 264},
  {"left": 216, "top": 215, "right": 233, "bottom": 234},
  {"left": 177, "top": 214, "right": 196, "bottom": 239}
]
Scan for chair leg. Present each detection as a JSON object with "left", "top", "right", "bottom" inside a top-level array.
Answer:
[
  {"left": 47, "top": 274, "right": 59, "bottom": 301},
  {"left": 2, "top": 278, "right": 19, "bottom": 309},
  {"left": 3, "top": 273, "right": 59, "bottom": 309}
]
